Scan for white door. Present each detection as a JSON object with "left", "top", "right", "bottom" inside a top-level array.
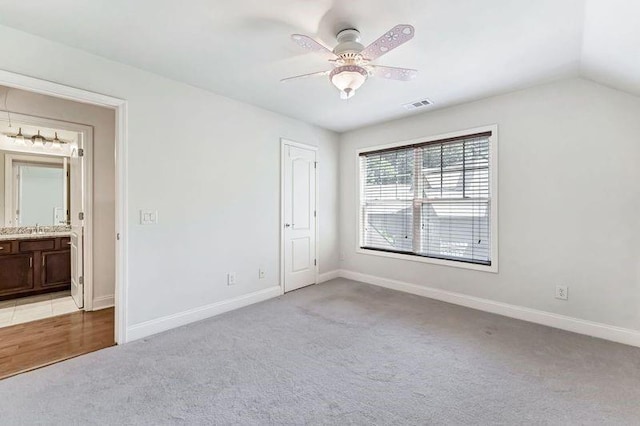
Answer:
[
  {"left": 283, "top": 144, "right": 317, "bottom": 292},
  {"left": 69, "top": 143, "right": 84, "bottom": 308}
]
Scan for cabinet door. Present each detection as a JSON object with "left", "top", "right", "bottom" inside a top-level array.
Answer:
[
  {"left": 42, "top": 250, "right": 71, "bottom": 287},
  {"left": 0, "top": 254, "right": 34, "bottom": 295}
]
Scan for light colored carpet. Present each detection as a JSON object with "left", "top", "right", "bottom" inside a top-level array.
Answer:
[{"left": 1, "top": 278, "right": 639, "bottom": 425}]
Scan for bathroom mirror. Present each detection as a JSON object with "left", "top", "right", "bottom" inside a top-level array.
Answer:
[{"left": 0, "top": 150, "right": 69, "bottom": 228}]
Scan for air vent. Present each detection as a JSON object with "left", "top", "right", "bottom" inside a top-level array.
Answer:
[{"left": 403, "top": 98, "right": 433, "bottom": 111}]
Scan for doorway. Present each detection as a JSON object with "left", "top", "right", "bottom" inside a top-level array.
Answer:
[
  {"left": 0, "top": 116, "right": 91, "bottom": 318},
  {"left": 281, "top": 139, "right": 318, "bottom": 293},
  {"left": 0, "top": 81, "right": 119, "bottom": 378},
  {"left": 0, "top": 69, "right": 127, "bottom": 345}
]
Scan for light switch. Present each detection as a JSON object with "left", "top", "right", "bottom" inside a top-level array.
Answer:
[{"left": 140, "top": 210, "right": 158, "bottom": 225}]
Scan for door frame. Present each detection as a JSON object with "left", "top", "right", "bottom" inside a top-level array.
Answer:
[
  {"left": 0, "top": 69, "right": 129, "bottom": 344},
  {"left": 1, "top": 114, "right": 94, "bottom": 310},
  {"left": 280, "top": 138, "right": 319, "bottom": 292}
]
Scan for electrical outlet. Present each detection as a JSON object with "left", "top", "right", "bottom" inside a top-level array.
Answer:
[
  {"left": 555, "top": 285, "right": 568, "bottom": 300},
  {"left": 259, "top": 268, "right": 265, "bottom": 279},
  {"left": 339, "top": 251, "right": 346, "bottom": 261},
  {"left": 227, "top": 272, "right": 237, "bottom": 286}
]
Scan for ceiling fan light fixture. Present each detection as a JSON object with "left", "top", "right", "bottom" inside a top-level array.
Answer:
[
  {"left": 285, "top": 24, "right": 417, "bottom": 99},
  {"left": 330, "top": 65, "right": 368, "bottom": 100}
]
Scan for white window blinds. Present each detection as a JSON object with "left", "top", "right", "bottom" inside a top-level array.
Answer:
[{"left": 360, "top": 132, "right": 492, "bottom": 265}]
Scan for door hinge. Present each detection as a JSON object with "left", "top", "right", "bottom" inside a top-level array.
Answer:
[
  {"left": 79, "top": 212, "right": 84, "bottom": 220},
  {"left": 116, "top": 233, "right": 121, "bottom": 241},
  {"left": 79, "top": 276, "right": 84, "bottom": 285},
  {"left": 314, "top": 210, "right": 316, "bottom": 218},
  {"left": 78, "top": 148, "right": 84, "bottom": 157},
  {"left": 314, "top": 259, "right": 317, "bottom": 266},
  {"left": 314, "top": 161, "right": 317, "bottom": 169}
]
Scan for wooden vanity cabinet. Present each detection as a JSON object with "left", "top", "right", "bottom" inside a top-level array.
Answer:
[
  {"left": 0, "top": 237, "right": 71, "bottom": 300},
  {"left": 0, "top": 254, "right": 34, "bottom": 295},
  {"left": 42, "top": 251, "right": 72, "bottom": 287}
]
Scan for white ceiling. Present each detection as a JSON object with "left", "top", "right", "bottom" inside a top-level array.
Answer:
[{"left": 0, "top": 0, "right": 637, "bottom": 132}]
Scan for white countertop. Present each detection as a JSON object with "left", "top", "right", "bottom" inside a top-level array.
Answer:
[{"left": 0, "top": 232, "right": 71, "bottom": 241}]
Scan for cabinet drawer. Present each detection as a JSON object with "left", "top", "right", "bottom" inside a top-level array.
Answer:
[
  {"left": 19, "top": 239, "right": 55, "bottom": 253},
  {"left": 0, "top": 241, "right": 10, "bottom": 255}
]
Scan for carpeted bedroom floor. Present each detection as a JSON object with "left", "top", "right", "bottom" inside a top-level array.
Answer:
[{"left": 1, "top": 278, "right": 639, "bottom": 425}]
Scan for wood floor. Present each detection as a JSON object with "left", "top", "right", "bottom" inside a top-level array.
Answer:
[{"left": 0, "top": 308, "right": 114, "bottom": 380}]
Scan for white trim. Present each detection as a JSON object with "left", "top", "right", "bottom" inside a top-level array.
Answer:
[
  {"left": 0, "top": 70, "right": 122, "bottom": 107},
  {"left": 355, "top": 248, "right": 496, "bottom": 273},
  {"left": 114, "top": 103, "right": 128, "bottom": 344},
  {"left": 280, "top": 138, "right": 319, "bottom": 292},
  {"left": 0, "top": 69, "right": 129, "bottom": 344},
  {"left": 338, "top": 270, "right": 640, "bottom": 348},
  {"left": 92, "top": 295, "right": 115, "bottom": 310},
  {"left": 354, "top": 124, "right": 499, "bottom": 273},
  {"left": 317, "top": 270, "right": 340, "bottom": 283},
  {"left": 126, "top": 285, "right": 283, "bottom": 341}
]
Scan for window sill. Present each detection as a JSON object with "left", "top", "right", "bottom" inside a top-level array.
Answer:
[{"left": 356, "top": 248, "right": 499, "bottom": 273}]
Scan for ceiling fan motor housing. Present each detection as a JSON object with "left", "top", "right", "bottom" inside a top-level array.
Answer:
[{"left": 333, "top": 29, "right": 365, "bottom": 56}]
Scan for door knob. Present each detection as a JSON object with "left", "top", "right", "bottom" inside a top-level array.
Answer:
[{"left": 285, "top": 223, "right": 291, "bottom": 228}]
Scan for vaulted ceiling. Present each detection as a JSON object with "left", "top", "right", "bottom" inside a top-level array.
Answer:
[{"left": 0, "top": 0, "right": 637, "bottom": 132}]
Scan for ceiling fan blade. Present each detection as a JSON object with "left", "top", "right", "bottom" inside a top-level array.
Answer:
[
  {"left": 361, "top": 24, "right": 415, "bottom": 61},
  {"left": 290, "top": 34, "right": 337, "bottom": 59},
  {"left": 369, "top": 65, "right": 418, "bottom": 81},
  {"left": 281, "top": 70, "right": 331, "bottom": 83}
]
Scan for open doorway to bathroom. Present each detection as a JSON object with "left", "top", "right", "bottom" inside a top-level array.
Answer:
[
  {"left": 0, "top": 123, "right": 85, "bottom": 322},
  {"left": 0, "top": 85, "right": 116, "bottom": 379}
]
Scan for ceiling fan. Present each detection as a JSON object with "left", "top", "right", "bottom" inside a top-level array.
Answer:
[{"left": 282, "top": 24, "right": 417, "bottom": 100}]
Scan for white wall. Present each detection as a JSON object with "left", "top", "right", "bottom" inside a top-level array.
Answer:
[
  {"left": 0, "top": 86, "right": 117, "bottom": 307},
  {"left": 340, "top": 78, "right": 640, "bottom": 331},
  {"left": 0, "top": 25, "right": 340, "bottom": 331}
]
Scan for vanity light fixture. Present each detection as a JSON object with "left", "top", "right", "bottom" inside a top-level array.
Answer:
[
  {"left": 52, "top": 132, "right": 65, "bottom": 149},
  {"left": 31, "top": 130, "right": 46, "bottom": 147},
  {"left": 3, "top": 128, "right": 69, "bottom": 150},
  {"left": 11, "top": 127, "right": 25, "bottom": 145}
]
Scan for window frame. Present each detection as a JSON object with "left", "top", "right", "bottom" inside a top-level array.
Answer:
[{"left": 355, "top": 125, "right": 499, "bottom": 273}]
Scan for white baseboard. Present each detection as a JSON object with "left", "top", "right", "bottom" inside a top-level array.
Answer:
[
  {"left": 339, "top": 270, "right": 640, "bottom": 348},
  {"left": 127, "top": 286, "right": 283, "bottom": 342},
  {"left": 317, "top": 270, "right": 340, "bottom": 283},
  {"left": 92, "top": 295, "right": 114, "bottom": 310}
]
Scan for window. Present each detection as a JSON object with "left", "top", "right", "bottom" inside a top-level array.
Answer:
[{"left": 358, "top": 128, "right": 497, "bottom": 271}]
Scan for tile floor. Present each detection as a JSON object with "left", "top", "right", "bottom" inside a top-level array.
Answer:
[{"left": 0, "top": 291, "right": 80, "bottom": 327}]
